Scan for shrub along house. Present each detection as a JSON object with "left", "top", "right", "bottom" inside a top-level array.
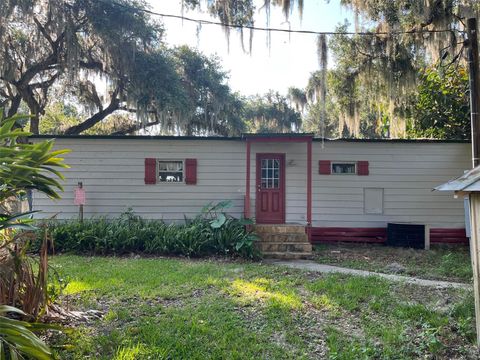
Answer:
[{"left": 31, "top": 133, "right": 471, "bottom": 258}]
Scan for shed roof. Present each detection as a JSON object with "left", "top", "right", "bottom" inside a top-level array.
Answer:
[
  {"left": 29, "top": 133, "right": 469, "bottom": 143},
  {"left": 242, "top": 133, "right": 314, "bottom": 139},
  {"left": 435, "top": 166, "right": 480, "bottom": 192}
]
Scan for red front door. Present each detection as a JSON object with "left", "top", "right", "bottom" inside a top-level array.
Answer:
[{"left": 256, "top": 153, "right": 285, "bottom": 224}]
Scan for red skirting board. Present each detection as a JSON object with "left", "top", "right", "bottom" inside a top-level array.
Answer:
[
  {"left": 311, "top": 227, "right": 468, "bottom": 245},
  {"left": 430, "top": 228, "right": 468, "bottom": 245}
]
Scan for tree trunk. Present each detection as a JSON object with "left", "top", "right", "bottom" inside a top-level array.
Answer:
[
  {"left": 7, "top": 95, "right": 21, "bottom": 118},
  {"left": 30, "top": 112, "right": 39, "bottom": 134},
  {"left": 17, "top": 85, "right": 43, "bottom": 134}
]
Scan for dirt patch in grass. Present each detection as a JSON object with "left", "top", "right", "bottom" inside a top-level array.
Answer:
[{"left": 313, "top": 243, "right": 472, "bottom": 283}]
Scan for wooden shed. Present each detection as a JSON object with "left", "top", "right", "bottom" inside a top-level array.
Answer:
[{"left": 435, "top": 165, "right": 480, "bottom": 344}]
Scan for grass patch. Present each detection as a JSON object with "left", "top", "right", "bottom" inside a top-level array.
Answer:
[
  {"left": 325, "top": 326, "right": 380, "bottom": 360},
  {"left": 307, "top": 275, "right": 390, "bottom": 311},
  {"left": 314, "top": 243, "right": 472, "bottom": 282},
  {"left": 50, "top": 255, "right": 476, "bottom": 359}
]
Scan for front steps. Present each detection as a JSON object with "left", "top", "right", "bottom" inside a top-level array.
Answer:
[{"left": 255, "top": 224, "right": 313, "bottom": 259}]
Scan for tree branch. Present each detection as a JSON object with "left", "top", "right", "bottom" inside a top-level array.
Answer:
[
  {"left": 14, "top": 31, "right": 64, "bottom": 88},
  {"left": 29, "top": 72, "right": 61, "bottom": 90},
  {"left": 111, "top": 120, "right": 159, "bottom": 135},
  {"left": 15, "top": 53, "right": 58, "bottom": 88},
  {"left": 64, "top": 89, "right": 121, "bottom": 134},
  {"left": 33, "top": 16, "right": 55, "bottom": 48},
  {"left": 79, "top": 60, "right": 104, "bottom": 71},
  {"left": 419, "top": 0, "right": 443, "bottom": 28},
  {"left": 118, "top": 106, "right": 158, "bottom": 115}
]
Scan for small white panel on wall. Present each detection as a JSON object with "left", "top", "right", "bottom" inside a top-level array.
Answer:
[{"left": 364, "top": 188, "right": 384, "bottom": 214}]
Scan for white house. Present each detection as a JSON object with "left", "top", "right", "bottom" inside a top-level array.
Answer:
[{"left": 31, "top": 133, "right": 471, "bottom": 246}]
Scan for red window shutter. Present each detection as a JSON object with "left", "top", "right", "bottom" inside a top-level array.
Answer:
[
  {"left": 185, "top": 159, "right": 197, "bottom": 185},
  {"left": 357, "top": 161, "right": 369, "bottom": 176},
  {"left": 319, "top": 160, "right": 331, "bottom": 175},
  {"left": 144, "top": 158, "right": 157, "bottom": 184}
]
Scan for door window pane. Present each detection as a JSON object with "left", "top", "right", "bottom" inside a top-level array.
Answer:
[{"left": 260, "top": 157, "right": 280, "bottom": 189}]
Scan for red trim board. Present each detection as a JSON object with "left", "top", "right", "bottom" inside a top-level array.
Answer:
[
  {"left": 307, "top": 140, "right": 312, "bottom": 236},
  {"left": 311, "top": 227, "right": 468, "bottom": 245},
  {"left": 245, "top": 141, "right": 251, "bottom": 219}
]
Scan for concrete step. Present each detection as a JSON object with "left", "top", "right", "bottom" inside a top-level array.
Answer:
[
  {"left": 258, "top": 233, "right": 308, "bottom": 243},
  {"left": 255, "top": 224, "right": 306, "bottom": 234},
  {"left": 256, "top": 242, "right": 312, "bottom": 253},
  {"left": 262, "top": 251, "right": 313, "bottom": 260}
]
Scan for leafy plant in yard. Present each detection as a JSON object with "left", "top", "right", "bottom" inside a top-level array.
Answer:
[
  {"left": 197, "top": 201, "right": 259, "bottom": 258},
  {"left": 0, "top": 305, "right": 54, "bottom": 360},
  {"left": 40, "top": 202, "right": 259, "bottom": 258},
  {"left": 450, "top": 294, "right": 476, "bottom": 343},
  {"left": 0, "top": 112, "right": 69, "bottom": 315},
  {"left": 0, "top": 112, "right": 68, "bottom": 358}
]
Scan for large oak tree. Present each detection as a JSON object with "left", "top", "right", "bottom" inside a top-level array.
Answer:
[{"left": 0, "top": 0, "right": 247, "bottom": 135}]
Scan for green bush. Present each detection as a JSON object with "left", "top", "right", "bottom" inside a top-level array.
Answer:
[{"left": 37, "top": 203, "right": 259, "bottom": 259}]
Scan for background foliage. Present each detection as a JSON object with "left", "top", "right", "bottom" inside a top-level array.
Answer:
[
  {"left": 406, "top": 66, "right": 470, "bottom": 140},
  {"left": 1, "top": 0, "right": 474, "bottom": 139}
]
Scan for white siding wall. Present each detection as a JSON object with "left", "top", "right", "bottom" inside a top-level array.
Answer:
[
  {"left": 33, "top": 137, "right": 470, "bottom": 229},
  {"left": 33, "top": 139, "right": 246, "bottom": 220},
  {"left": 313, "top": 141, "right": 471, "bottom": 228}
]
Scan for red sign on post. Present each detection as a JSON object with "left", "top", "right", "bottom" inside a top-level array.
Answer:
[{"left": 74, "top": 187, "right": 86, "bottom": 205}]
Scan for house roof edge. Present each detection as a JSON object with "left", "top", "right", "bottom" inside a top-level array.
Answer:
[{"left": 29, "top": 134, "right": 470, "bottom": 144}]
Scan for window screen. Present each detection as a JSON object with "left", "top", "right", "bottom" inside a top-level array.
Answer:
[
  {"left": 158, "top": 160, "right": 184, "bottom": 182},
  {"left": 332, "top": 162, "right": 356, "bottom": 174}
]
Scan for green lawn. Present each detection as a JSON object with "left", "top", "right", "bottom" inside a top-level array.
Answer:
[
  {"left": 50, "top": 255, "right": 476, "bottom": 359},
  {"left": 313, "top": 244, "right": 472, "bottom": 283}
]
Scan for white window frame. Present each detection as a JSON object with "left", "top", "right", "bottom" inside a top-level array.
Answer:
[
  {"left": 157, "top": 159, "right": 185, "bottom": 184},
  {"left": 331, "top": 162, "right": 357, "bottom": 175}
]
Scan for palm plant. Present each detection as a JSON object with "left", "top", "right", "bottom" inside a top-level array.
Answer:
[
  {"left": 0, "top": 111, "right": 69, "bottom": 314},
  {"left": 0, "top": 305, "right": 54, "bottom": 360},
  {"left": 1, "top": 111, "right": 69, "bottom": 359}
]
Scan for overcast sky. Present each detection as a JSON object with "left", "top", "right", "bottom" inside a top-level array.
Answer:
[{"left": 149, "top": 0, "right": 354, "bottom": 96}]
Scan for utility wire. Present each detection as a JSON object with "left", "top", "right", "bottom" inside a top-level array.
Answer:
[{"left": 103, "top": 0, "right": 466, "bottom": 37}]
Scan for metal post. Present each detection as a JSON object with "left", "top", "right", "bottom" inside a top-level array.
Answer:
[
  {"left": 245, "top": 141, "right": 251, "bottom": 219},
  {"left": 467, "top": 18, "right": 480, "bottom": 168},
  {"left": 306, "top": 139, "right": 312, "bottom": 241},
  {"left": 467, "top": 18, "right": 480, "bottom": 348},
  {"left": 78, "top": 181, "right": 83, "bottom": 223}
]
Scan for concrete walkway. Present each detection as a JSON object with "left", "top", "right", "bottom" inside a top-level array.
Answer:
[{"left": 267, "top": 259, "right": 471, "bottom": 290}]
